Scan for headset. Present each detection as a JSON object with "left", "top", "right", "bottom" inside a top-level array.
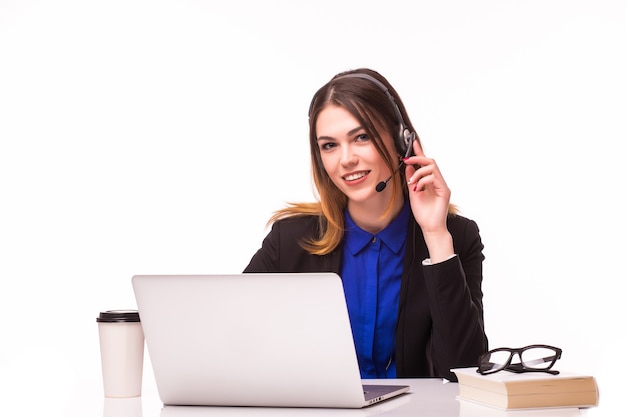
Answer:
[
  {"left": 333, "top": 73, "right": 418, "bottom": 192},
  {"left": 334, "top": 72, "right": 417, "bottom": 159}
]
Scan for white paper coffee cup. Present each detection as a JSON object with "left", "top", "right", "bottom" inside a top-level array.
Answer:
[{"left": 97, "top": 310, "right": 144, "bottom": 398}]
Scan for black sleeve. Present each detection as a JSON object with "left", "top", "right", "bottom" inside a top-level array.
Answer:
[{"left": 423, "top": 218, "right": 488, "bottom": 381}]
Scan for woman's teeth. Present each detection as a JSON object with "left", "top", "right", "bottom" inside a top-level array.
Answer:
[{"left": 344, "top": 171, "right": 368, "bottom": 181}]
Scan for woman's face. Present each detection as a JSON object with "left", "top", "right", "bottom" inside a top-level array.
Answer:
[{"left": 315, "top": 104, "right": 396, "bottom": 204}]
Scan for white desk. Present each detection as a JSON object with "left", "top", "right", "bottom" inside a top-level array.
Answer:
[{"left": 87, "top": 379, "right": 595, "bottom": 417}]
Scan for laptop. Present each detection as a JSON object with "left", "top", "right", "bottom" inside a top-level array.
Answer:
[{"left": 132, "top": 273, "right": 410, "bottom": 408}]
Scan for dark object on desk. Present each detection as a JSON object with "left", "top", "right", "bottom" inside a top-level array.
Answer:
[
  {"left": 477, "top": 344, "right": 562, "bottom": 375},
  {"left": 451, "top": 367, "right": 599, "bottom": 410}
]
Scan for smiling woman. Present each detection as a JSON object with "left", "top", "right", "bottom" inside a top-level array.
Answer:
[
  {"left": 315, "top": 105, "right": 396, "bottom": 215},
  {"left": 244, "top": 68, "right": 488, "bottom": 381}
]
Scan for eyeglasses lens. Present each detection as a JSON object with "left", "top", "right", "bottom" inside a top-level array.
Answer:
[
  {"left": 480, "top": 350, "right": 511, "bottom": 372},
  {"left": 520, "top": 346, "right": 557, "bottom": 369}
]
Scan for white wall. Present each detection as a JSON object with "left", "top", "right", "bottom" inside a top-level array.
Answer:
[{"left": 1, "top": 1, "right": 624, "bottom": 415}]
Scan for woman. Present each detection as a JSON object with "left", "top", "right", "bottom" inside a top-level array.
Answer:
[{"left": 244, "top": 68, "right": 487, "bottom": 381}]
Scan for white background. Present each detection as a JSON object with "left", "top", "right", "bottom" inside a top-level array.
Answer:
[{"left": 1, "top": 1, "right": 624, "bottom": 416}]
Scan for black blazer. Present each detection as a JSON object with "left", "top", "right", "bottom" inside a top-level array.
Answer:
[{"left": 244, "top": 213, "right": 488, "bottom": 381}]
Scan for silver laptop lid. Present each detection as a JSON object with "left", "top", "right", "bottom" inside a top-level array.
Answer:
[{"left": 132, "top": 273, "right": 371, "bottom": 408}]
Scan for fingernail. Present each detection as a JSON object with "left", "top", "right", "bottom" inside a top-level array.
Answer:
[{"left": 402, "top": 157, "right": 409, "bottom": 161}]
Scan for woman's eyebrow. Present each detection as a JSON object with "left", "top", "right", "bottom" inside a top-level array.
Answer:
[{"left": 317, "top": 126, "right": 364, "bottom": 142}]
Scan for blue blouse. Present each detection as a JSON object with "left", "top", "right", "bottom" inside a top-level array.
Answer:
[{"left": 341, "top": 201, "right": 410, "bottom": 378}]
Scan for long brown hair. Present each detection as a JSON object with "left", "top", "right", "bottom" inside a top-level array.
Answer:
[{"left": 270, "top": 68, "right": 444, "bottom": 255}]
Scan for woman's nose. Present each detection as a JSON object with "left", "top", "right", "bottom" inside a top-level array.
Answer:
[{"left": 340, "top": 147, "right": 358, "bottom": 166}]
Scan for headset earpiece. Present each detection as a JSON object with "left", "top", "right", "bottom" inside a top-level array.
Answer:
[{"left": 402, "top": 129, "right": 417, "bottom": 158}]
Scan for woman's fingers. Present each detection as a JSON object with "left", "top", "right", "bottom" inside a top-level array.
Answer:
[
  {"left": 406, "top": 157, "right": 435, "bottom": 186},
  {"left": 412, "top": 138, "right": 425, "bottom": 157}
]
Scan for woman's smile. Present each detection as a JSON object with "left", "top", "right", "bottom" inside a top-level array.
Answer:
[{"left": 343, "top": 170, "right": 371, "bottom": 183}]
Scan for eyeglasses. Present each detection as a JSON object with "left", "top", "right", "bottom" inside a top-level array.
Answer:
[{"left": 477, "top": 344, "right": 562, "bottom": 375}]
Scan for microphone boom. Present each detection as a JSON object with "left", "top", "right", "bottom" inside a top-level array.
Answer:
[{"left": 375, "top": 161, "right": 404, "bottom": 192}]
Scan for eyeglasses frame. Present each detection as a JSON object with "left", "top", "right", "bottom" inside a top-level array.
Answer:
[{"left": 476, "top": 344, "right": 563, "bottom": 375}]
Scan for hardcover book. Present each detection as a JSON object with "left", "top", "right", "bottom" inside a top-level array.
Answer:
[{"left": 451, "top": 367, "right": 599, "bottom": 410}]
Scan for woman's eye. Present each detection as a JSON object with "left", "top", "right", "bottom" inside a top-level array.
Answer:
[
  {"left": 320, "top": 142, "right": 336, "bottom": 151},
  {"left": 355, "top": 133, "right": 369, "bottom": 142}
]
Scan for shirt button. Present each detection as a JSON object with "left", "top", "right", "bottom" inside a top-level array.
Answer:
[{"left": 371, "top": 237, "right": 377, "bottom": 243}]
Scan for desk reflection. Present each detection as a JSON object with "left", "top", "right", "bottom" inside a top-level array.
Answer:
[
  {"left": 102, "top": 397, "right": 143, "bottom": 417},
  {"left": 100, "top": 380, "right": 588, "bottom": 417},
  {"left": 459, "top": 401, "right": 583, "bottom": 417}
]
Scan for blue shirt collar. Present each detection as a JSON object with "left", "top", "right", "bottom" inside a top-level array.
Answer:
[{"left": 344, "top": 200, "right": 410, "bottom": 256}]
